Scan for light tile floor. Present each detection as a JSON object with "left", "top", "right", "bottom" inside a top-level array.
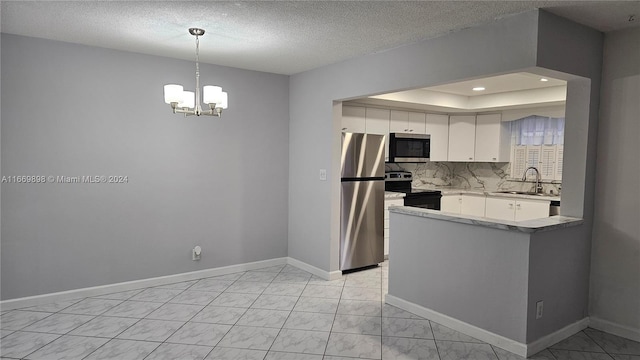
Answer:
[{"left": 1, "top": 262, "right": 639, "bottom": 359}]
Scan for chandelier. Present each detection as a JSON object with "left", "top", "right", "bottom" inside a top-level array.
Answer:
[{"left": 163, "top": 28, "right": 228, "bottom": 117}]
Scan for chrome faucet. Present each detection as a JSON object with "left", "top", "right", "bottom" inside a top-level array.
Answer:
[{"left": 522, "top": 167, "right": 543, "bottom": 193}]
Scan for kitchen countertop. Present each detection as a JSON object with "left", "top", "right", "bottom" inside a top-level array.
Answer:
[
  {"left": 389, "top": 206, "right": 581, "bottom": 233},
  {"left": 385, "top": 191, "right": 406, "bottom": 199},
  {"left": 414, "top": 186, "right": 561, "bottom": 202}
]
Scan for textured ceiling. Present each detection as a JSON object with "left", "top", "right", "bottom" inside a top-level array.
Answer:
[{"left": 1, "top": 1, "right": 639, "bottom": 75}]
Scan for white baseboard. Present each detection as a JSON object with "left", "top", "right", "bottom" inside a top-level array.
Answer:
[
  {"left": 526, "top": 317, "right": 589, "bottom": 356},
  {"left": 385, "top": 294, "right": 528, "bottom": 357},
  {"left": 0, "top": 257, "right": 288, "bottom": 311},
  {"left": 386, "top": 294, "right": 590, "bottom": 358},
  {"left": 286, "top": 257, "right": 343, "bottom": 280},
  {"left": 590, "top": 316, "right": 640, "bottom": 343}
]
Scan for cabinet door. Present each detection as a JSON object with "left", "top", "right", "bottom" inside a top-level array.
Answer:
[
  {"left": 461, "top": 194, "right": 486, "bottom": 217},
  {"left": 389, "top": 110, "right": 409, "bottom": 133},
  {"left": 426, "top": 114, "right": 449, "bottom": 161},
  {"left": 384, "top": 198, "right": 404, "bottom": 257},
  {"left": 485, "top": 197, "right": 515, "bottom": 221},
  {"left": 515, "top": 199, "right": 550, "bottom": 221},
  {"left": 408, "top": 112, "right": 426, "bottom": 134},
  {"left": 365, "top": 108, "right": 390, "bottom": 161},
  {"left": 441, "top": 195, "right": 462, "bottom": 214},
  {"left": 342, "top": 106, "right": 366, "bottom": 133},
  {"left": 365, "top": 108, "right": 390, "bottom": 135},
  {"left": 448, "top": 115, "right": 476, "bottom": 161},
  {"left": 474, "top": 114, "right": 510, "bottom": 162}
]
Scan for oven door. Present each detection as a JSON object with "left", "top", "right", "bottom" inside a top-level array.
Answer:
[{"left": 404, "top": 193, "right": 441, "bottom": 210}]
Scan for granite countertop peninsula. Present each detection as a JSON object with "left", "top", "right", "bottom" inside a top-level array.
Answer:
[{"left": 389, "top": 206, "right": 582, "bottom": 233}]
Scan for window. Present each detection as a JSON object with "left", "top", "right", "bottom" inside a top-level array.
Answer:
[{"left": 510, "top": 116, "right": 564, "bottom": 180}]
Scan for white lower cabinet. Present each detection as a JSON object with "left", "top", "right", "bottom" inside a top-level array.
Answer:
[
  {"left": 485, "top": 197, "right": 550, "bottom": 221},
  {"left": 441, "top": 194, "right": 486, "bottom": 217},
  {"left": 460, "top": 194, "right": 486, "bottom": 217},
  {"left": 484, "top": 197, "right": 516, "bottom": 221},
  {"left": 440, "top": 194, "right": 461, "bottom": 214},
  {"left": 514, "top": 198, "right": 551, "bottom": 221},
  {"left": 384, "top": 198, "right": 404, "bottom": 257}
]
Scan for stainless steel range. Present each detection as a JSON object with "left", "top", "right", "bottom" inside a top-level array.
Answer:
[{"left": 384, "top": 170, "right": 442, "bottom": 210}]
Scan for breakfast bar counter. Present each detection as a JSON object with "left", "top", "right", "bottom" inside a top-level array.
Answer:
[{"left": 385, "top": 206, "right": 589, "bottom": 357}]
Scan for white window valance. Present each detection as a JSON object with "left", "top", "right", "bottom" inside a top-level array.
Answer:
[{"left": 511, "top": 115, "right": 565, "bottom": 146}]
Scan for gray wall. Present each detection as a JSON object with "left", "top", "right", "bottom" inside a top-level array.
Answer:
[
  {"left": 289, "top": 10, "right": 539, "bottom": 272},
  {"left": 388, "top": 212, "right": 531, "bottom": 342},
  {"left": 590, "top": 28, "right": 640, "bottom": 333},
  {"left": 1, "top": 34, "right": 290, "bottom": 300},
  {"left": 288, "top": 10, "right": 601, "bottom": 277},
  {"left": 527, "top": 225, "right": 590, "bottom": 342}
]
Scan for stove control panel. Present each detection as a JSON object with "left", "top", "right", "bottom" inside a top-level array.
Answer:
[{"left": 384, "top": 171, "right": 412, "bottom": 182}]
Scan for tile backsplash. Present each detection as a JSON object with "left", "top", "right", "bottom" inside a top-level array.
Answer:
[{"left": 399, "top": 162, "right": 561, "bottom": 195}]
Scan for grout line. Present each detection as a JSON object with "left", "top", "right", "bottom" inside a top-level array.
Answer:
[
  {"left": 427, "top": 303, "right": 443, "bottom": 360},
  {"left": 262, "top": 266, "right": 310, "bottom": 359}
]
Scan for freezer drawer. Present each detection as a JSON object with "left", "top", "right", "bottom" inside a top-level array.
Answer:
[{"left": 340, "top": 180, "right": 384, "bottom": 270}]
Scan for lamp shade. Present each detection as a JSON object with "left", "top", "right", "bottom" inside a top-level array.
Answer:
[
  {"left": 164, "top": 84, "right": 184, "bottom": 104},
  {"left": 203, "top": 86, "right": 223, "bottom": 105},
  {"left": 218, "top": 92, "right": 228, "bottom": 109},
  {"left": 178, "top": 91, "right": 195, "bottom": 109}
]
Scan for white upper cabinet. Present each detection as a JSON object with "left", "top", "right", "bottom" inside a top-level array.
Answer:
[
  {"left": 408, "top": 112, "right": 427, "bottom": 134},
  {"left": 389, "top": 110, "right": 409, "bottom": 133},
  {"left": 365, "top": 108, "right": 390, "bottom": 135},
  {"left": 474, "top": 114, "right": 511, "bottom": 162},
  {"left": 389, "top": 111, "right": 426, "bottom": 134},
  {"left": 425, "top": 114, "right": 449, "bottom": 161},
  {"left": 365, "top": 108, "right": 390, "bottom": 161},
  {"left": 342, "top": 106, "right": 366, "bottom": 133},
  {"left": 448, "top": 115, "right": 476, "bottom": 161}
]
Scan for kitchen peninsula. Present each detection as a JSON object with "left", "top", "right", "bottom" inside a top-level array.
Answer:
[{"left": 385, "top": 205, "right": 585, "bottom": 357}]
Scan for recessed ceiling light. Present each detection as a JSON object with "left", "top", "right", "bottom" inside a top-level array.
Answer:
[
  {"left": 540, "top": 78, "right": 549, "bottom": 82},
  {"left": 472, "top": 87, "right": 485, "bottom": 91}
]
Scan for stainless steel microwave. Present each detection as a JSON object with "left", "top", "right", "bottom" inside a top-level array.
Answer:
[{"left": 388, "top": 133, "right": 430, "bottom": 163}]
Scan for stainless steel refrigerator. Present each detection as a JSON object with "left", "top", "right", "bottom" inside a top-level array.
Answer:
[{"left": 340, "top": 133, "right": 385, "bottom": 271}]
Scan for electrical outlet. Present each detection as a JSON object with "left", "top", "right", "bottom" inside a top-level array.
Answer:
[
  {"left": 192, "top": 246, "right": 202, "bottom": 261},
  {"left": 536, "top": 300, "right": 544, "bottom": 319},
  {"left": 319, "top": 169, "right": 327, "bottom": 181}
]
